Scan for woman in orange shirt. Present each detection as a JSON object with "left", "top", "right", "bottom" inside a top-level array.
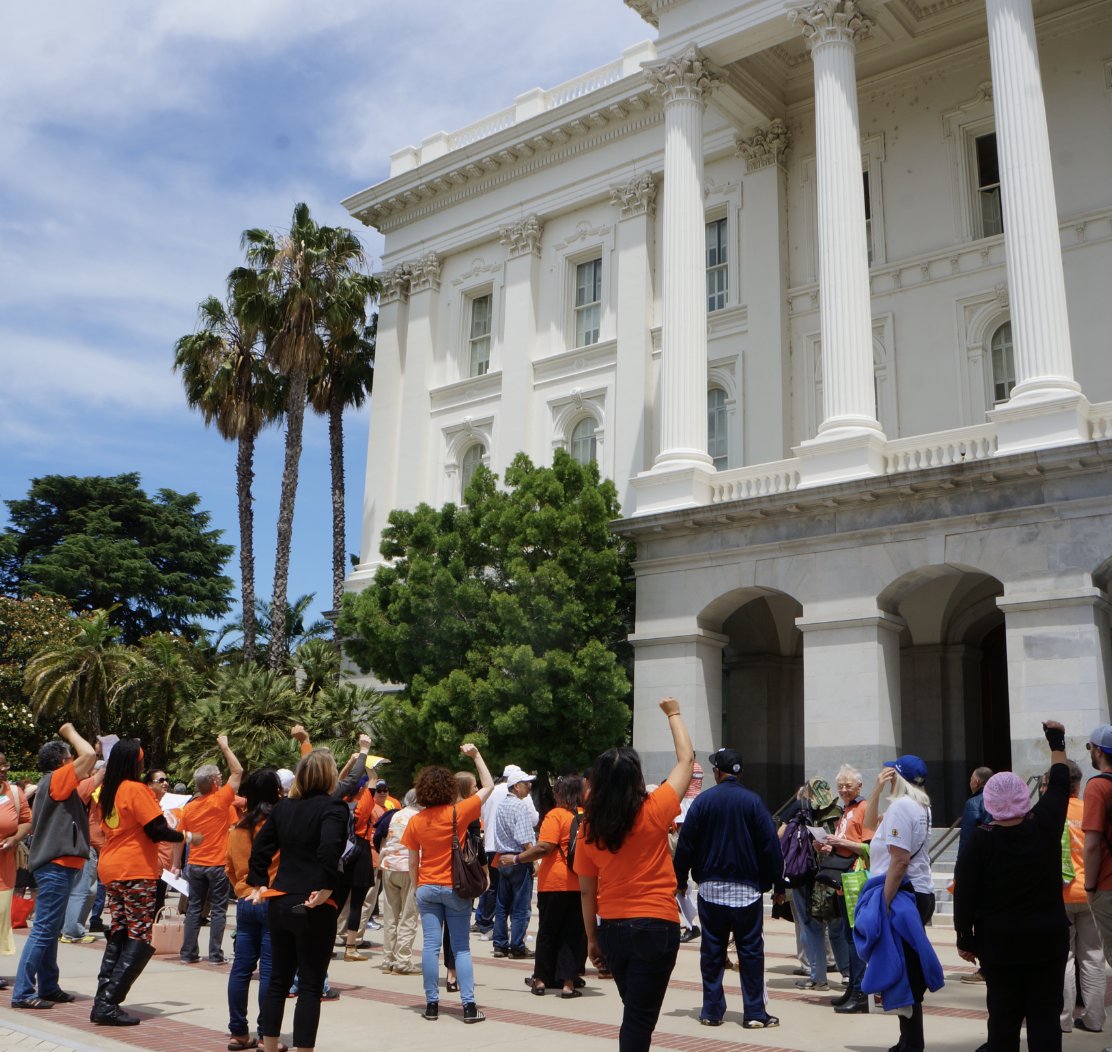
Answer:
[
  {"left": 401, "top": 743, "right": 493, "bottom": 1024},
  {"left": 515, "top": 774, "right": 585, "bottom": 998},
  {"left": 92, "top": 740, "right": 194, "bottom": 1027},
  {"left": 0, "top": 750, "right": 32, "bottom": 966},
  {"left": 574, "top": 698, "right": 694, "bottom": 1052}
]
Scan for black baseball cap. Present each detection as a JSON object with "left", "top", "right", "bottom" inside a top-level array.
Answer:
[{"left": 709, "top": 748, "right": 743, "bottom": 775}]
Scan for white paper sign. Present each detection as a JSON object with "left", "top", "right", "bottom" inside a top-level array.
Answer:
[
  {"left": 161, "top": 869, "right": 189, "bottom": 896},
  {"left": 807, "top": 825, "right": 830, "bottom": 843},
  {"left": 161, "top": 793, "right": 192, "bottom": 813}
]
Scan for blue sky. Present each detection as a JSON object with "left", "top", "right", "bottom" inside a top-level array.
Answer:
[{"left": 0, "top": 1, "right": 652, "bottom": 631}]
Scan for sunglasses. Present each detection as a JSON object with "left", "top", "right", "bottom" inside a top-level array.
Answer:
[{"left": 152, "top": 777, "right": 169, "bottom": 784}]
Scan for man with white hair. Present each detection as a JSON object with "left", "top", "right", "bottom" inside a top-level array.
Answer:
[
  {"left": 178, "top": 735, "right": 242, "bottom": 964},
  {"left": 492, "top": 769, "right": 538, "bottom": 959},
  {"left": 475, "top": 765, "right": 537, "bottom": 937}
]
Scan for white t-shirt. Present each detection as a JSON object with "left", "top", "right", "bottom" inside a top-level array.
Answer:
[{"left": 870, "top": 796, "right": 933, "bottom": 893}]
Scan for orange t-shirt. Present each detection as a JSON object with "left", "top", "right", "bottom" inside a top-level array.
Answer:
[
  {"left": 833, "top": 799, "right": 873, "bottom": 857},
  {"left": 1064, "top": 796, "right": 1086, "bottom": 904},
  {"left": 1082, "top": 775, "right": 1112, "bottom": 891},
  {"left": 99, "top": 781, "right": 164, "bottom": 884},
  {"left": 0, "top": 782, "right": 32, "bottom": 891},
  {"left": 402, "top": 793, "right": 483, "bottom": 887},
  {"left": 180, "top": 783, "right": 236, "bottom": 866},
  {"left": 48, "top": 761, "right": 94, "bottom": 869},
  {"left": 537, "top": 808, "right": 580, "bottom": 893},
  {"left": 574, "top": 783, "right": 681, "bottom": 923}
]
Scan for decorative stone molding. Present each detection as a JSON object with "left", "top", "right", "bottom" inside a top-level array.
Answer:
[
  {"left": 378, "top": 264, "right": 412, "bottom": 305},
  {"left": 624, "top": 0, "right": 659, "bottom": 27},
  {"left": 642, "top": 46, "right": 722, "bottom": 106},
  {"left": 790, "top": 0, "right": 874, "bottom": 48},
  {"left": 609, "top": 173, "right": 658, "bottom": 219},
  {"left": 408, "top": 253, "right": 442, "bottom": 293},
  {"left": 498, "top": 214, "right": 544, "bottom": 258},
  {"left": 553, "top": 221, "right": 612, "bottom": 252},
  {"left": 736, "top": 120, "right": 792, "bottom": 172}
]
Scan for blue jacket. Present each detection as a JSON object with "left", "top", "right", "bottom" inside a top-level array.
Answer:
[
  {"left": 853, "top": 875, "right": 945, "bottom": 1009},
  {"left": 958, "top": 791, "right": 989, "bottom": 856},
  {"left": 673, "top": 778, "right": 783, "bottom": 892}
]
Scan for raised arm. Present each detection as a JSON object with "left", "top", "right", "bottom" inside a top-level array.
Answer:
[
  {"left": 60, "top": 722, "right": 96, "bottom": 779},
  {"left": 863, "top": 766, "right": 894, "bottom": 833},
  {"left": 660, "top": 697, "right": 694, "bottom": 802},
  {"left": 335, "top": 734, "right": 372, "bottom": 799},
  {"left": 460, "top": 743, "right": 494, "bottom": 802},
  {"left": 217, "top": 735, "right": 243, "bottom": 793}
]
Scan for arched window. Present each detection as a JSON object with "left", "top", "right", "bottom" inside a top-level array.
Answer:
[
  {"left": 460, "top": 444, "right": 484, "bottom": 498},
  {"left": 707, "top": 388, "right": 728, "bottom": 470},
  {"left": 990, "top": 322, "right": 1015, "bottom": 403},
  {"left": 570, "top": 417, "right": 597, "bottom": 465}
]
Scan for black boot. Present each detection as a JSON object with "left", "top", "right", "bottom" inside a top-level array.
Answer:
[
  {"left": 834, "top": 993, "right": 869, "bottom": 1014},
  {"left": 90, "top": 930, "right": 127, "bottom": 1020},
  {"left": 91, "top": 939, "right": 155, "bottom": 1026},
  {"left": 831, "top": 987, "right": 853, "bottom": 1007}
]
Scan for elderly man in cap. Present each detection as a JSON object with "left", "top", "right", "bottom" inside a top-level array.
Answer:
[
  {"left": 674, "top": 747, "right": 784, "bottom": 1030},
  {"left": 1082, "top": 724, "right": 1112, "bottom": 968},
  {"left": 476, "top": 765, "right": 537, "bottom": 937},
  {"left": 492, "top": 769, "right": 539, "bottom": 959}
]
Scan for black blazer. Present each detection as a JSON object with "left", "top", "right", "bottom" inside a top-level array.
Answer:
[{"left": 248, "top": 790, "right": 349, "bottom": 897}]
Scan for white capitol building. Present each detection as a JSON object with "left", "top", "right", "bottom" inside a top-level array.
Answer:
[{"left": 343, "top": 0, "right": 1112, "bottom": 817}]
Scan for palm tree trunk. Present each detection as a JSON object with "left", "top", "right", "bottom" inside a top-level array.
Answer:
[
  {"left": 269, "top": 368, "right": 309, "bottom": 669},
  {"left": 328, "top": 388, "right": 346, "bottom": 625},
  {"left": 236, "top": 430, "right": 258, "bottom": 664}
]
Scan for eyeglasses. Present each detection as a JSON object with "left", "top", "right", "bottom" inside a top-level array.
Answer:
[
  {"left": 152, "top": 777, "right": 169, "bottom": 784},
  {"left": 835, "top": 782, "right": 858, "bottom": 789}
]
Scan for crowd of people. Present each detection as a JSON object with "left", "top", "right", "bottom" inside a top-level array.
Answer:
[{"left": 0, "top": 707, "right": 1104, "bottom": 1052}]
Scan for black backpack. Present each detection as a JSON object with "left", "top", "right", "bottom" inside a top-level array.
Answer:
[{"left": 558, "top": 811, "right": 582, "bottom": 872}]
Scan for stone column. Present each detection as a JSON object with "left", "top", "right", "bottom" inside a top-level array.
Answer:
[
  {"left": 392, "top": 252, "right": 440, "bottom": 514},
  {"left": 984, "top": 0, "right": 1087, "bottom": 452},
  {"left": 610, "top": 175, "right": 656, "bottom": 514},
  {"left": 632, "top": 47, "right": 720, "bottom": 516},
  {"left": 797, "top": 608, "right": 904, "bottom": 784},
  {"left": 496, "top": 215, "right": 543, "bottom": 475},
  {"left": 791, "top": 1, "right": 886, "bottom": 488},
  {"left": 629, "top": 623, "right": 727, "bottom": 784},
  {"left": 351, "top": 265, "right": 410, "bottom": 584},
  {"left": 738, "top": 121, "right": 793, "bottom": 465}
]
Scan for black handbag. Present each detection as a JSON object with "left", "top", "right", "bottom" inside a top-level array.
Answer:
[
  {"left": 450, "top": 805, "right": 488, "bottom": 899},
  {"left": 814, "top": 850, "right": 857, "bottom": 887}
]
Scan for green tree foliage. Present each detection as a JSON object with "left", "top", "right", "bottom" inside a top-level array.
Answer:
[
  {"left": 215, "top": 593, "right": 330, "bottom": 664},
  {"left": 339, "top": 451, "right": 634, "bottom": 785},
  {"left": 3, "top": 474, "right": 234, "bottom": 644}
]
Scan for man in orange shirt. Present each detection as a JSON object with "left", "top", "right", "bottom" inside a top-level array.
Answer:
[{"left": 177, "top": 735, "right": 243, "bottom": 965}]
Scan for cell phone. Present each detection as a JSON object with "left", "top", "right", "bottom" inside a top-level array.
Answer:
[{"left": 292, "top": 902, "right": 308, "bottom": 915}]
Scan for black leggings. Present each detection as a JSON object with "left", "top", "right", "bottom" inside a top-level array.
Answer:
[
  {"left": 346, "top": 884, "right": 371, "bottom": 933},
  {"left": 981, "top": 957, "right": 1067, "bottom": 1052},
  {"left": 897, "top": 891, "right": 936, "bottom": 1052}
]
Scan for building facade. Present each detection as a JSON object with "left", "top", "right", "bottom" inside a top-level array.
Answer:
[{"left": 343, "top": 0, "right": 1112, "bottom": 817}]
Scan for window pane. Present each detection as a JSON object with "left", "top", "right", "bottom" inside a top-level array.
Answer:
[
  {"left": 570, "top": 417, "right": 597, "bottom": 465},
  {"left": 469, "top": 336, "right": 490, "bottom": 376},
  {"left": 975, "top": 133, "right": 1003, "bottom": 237},
  {"left": 976, "top": 134, "right": 1000, "bottom": 188},
  {"left": 469, "top": 294, "right": 492, "bottom": 376},
  {"left": 461, "top": 444, "right": 483, "bottom": 497},
  {"left": 707, "top": 388, "right": 727, "bottom": 470},
  {"left": 705, "top": 218, "right": 728, "bottom": 312},
  {"left": 575, "top": 260, "right": 600, "bottom": 307},
  {"left": 470, "top": 295, "right": 492, "bottom": 338},
  {"left": 575, "top": 303, "right": 600, "bottom": 347},
  {"left": 990, "top": 322, "right": 1015, "bottom": 403},
  {"left": 980, "top": 188, "right": 1003, "bottom": 238}
]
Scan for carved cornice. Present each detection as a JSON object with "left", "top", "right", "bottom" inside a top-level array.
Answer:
[
  {"left": 409, "top": 253, "right": 441, "bottom": 293},
  {"left": 643, "top": 46, "right": 723, "bottom": 106},
  {"left": 736, "top": 120, "right": 792, "bottom": 172},
  {"left": 624, "top": 0, "right": 659, "bottom": 27},
  {"left": 498, "top": 213, "right": 544, "bottom": 258},
  {"left": 378, "top": 264, "right": 412, "bottom": 305},
  {"left": 790, "top": 0, "right": 874, "bottom": 49},
  {"left": 609, "top": 173, "right": 658, "bottom": 219}
]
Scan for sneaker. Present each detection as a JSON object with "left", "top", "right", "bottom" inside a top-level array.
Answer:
[
  {"left": 423, "top": 1001, "right": 439, "bottom": 1021},
  {"left": 477, "top": 931, "right": 493, "bottom": 941},
  {"left": 679, "top": 925, "right": 701, "bottom": 944},
  {"left": 508, "top": 947, "right": 535, "bottom": 959},
  {"left": 492, "top": 948, "right": 509, "bottom": 958},
  {"left": 320, "top": 989, "right": 340, "bottom": 1001},
  {"left": 367, "top": 919, "right": 383, "bottom": 930},
  {"left": 960, "top": 970, "right": 986, "bottom": 984},
  {"left": 60, "top": 933, "right": 98, "bottom": 944},
  {"left": 795, "top": 980, "right": 829, "bottom": 991},
  {"left": 180, "top": 955, "right": 201, "bottom": 964},
  {"left": 345, "top": 948, "right": 369, "bottom": 962},
  {"left": 462, "top": 1002, "right": 485, "bottom": 1024}
]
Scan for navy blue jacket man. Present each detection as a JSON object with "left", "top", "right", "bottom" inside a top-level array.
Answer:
[{"left": 674, "top": 748, "right": 784, "bottom": 1029}]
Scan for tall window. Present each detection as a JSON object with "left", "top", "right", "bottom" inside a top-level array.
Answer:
[
  {"left": 468, "top": 294, "right": 492, "bottom": 376},
  {"left": 570, "top": 417, "right": 598, "bottom": 465},
  {"left": 705, "top": 218, "right": 728, "bottom": 312},
  {"left": 574, "top": 259, "right": 602, "bottom": 347},
  {"left": 976, "top": 133, "right": 1003, "bottom": 237},
  {"left": 863, "top": 171, "right": 874, "bottom": 265},
  {"left": 990, "top": 322, "right": 1015, "bottom": 403},
  {"left": 460, "top": 444, "right": 484, "bottom": 498},
  {"left": 707, "top": 388, "right": 728, "bottom": 470}
]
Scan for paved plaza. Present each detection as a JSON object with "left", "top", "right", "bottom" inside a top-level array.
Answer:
[{"left": 0, "top": 913, "right": 1099, "bottom": 1052}]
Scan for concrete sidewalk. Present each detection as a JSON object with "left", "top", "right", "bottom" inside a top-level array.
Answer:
[{"left": 0, "top": 915, "right": 1101, "bottom": 1052}]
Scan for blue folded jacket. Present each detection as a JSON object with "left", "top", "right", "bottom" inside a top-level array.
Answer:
[{"left": 853, "top": 875, "right": 945, "bottom": 1009}]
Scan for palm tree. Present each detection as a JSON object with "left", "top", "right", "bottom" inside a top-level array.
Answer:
[
  {"left": 290, "top": 637, "right": 340, "bottom": 696},
  {"left": 174, "top": 289, "right": 283, "bottom": 665},
  {"left": 310, "top": 283, "right": 378, "bottom": 618},
  {"left": 214, "top": 592, "right": 330, "bottom": 666},
  {"left": 24, "top": 611, "right": 139, "bottom": 739},
  {"left": 238, "top": 204, "right": 373, "bottom": 667}
]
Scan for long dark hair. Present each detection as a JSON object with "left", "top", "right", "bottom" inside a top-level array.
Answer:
[
  {"left": 583, "top": 747, "right": 646, "bottom": 853},
  {"left": 237, "top": 769, "right": 281, "bottom": 836},
  {"left": 100, "top": 739, "right": 143, "bottom": 822}
]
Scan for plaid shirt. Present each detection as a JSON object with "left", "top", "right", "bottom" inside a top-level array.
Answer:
[
  {"left": 493, "top": 793, "right": 535, "bottom": 853},
  {"left": 698, "top": 880, "right": 761, "bottom": 908}
]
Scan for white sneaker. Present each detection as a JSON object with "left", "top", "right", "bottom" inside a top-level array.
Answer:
[
  {"left": 367, "top": 919, "right": 383, "bottom": 930},
  {"left": 477, "top": 931, "right": 493, "bottom": 941}
]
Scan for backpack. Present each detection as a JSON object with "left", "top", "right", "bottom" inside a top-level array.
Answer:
[
  {"left": 781, "top": 809, "right": 817, "bottom": 887},
  {"left": 557, "top": 811, "right": 581, "bottom": 872},
  {"left": 338, "top": 803, "right": 358, "bottom": 872}
]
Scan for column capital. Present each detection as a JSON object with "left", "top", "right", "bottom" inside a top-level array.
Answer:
[
  {"left": 498, "top": 213, "right": 544, "bottom": 258},
  {"left": 408, "top": 252, "right": 441, "bottom": 293},
  {"left": 790, "top": 0, "right": 874, "bottom": 49},
  {"left": 643, "top": 45, "right": 722, "bottom": 105},
  {"left": 378, "top": 264, "right": 412, "bottom": 305},
  {"left": 609, "top": 173, "right": 658, "bottom": 219},
  {"left": 736, "top": 119, "right": 792, "bottom": 172}
]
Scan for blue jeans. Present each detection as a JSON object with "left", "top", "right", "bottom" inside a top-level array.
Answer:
[
  {"left": 474, "top": 865, "right": 498, "bottom": 931},
  {"left": 791, "top": 886, "right": 845, "bottom": 983},
  {"left": 493, "top": 862, "right": 532, "bottom": 952},
  {"left": 62, "top": 849, "right": 98, "bottom": 938},
  {"left": 698, "top": 896, "right": 770, "bottom": 1024},
  {"left": 416, "top": 884, "right": 474, "bottom": 1005},
  {"left": 228, "top": 898, "right": 272, "bottom": 1039},
  {"left": 598, "top": 918, "right": 680, "bottom": 1052},
  {"left": 13, "top": 862, "right": 79, "bottom": 1002}
]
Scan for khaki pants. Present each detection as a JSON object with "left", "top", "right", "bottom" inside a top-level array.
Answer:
[
  {"left": 1064, "top": 901, "right": 1106, "bottom": 1031},
  {"left": 0, "top": 889, "right": 14, "bottom": 956},
  {"left": 381, "top": 870, "right": 417, "bottom": 971}
]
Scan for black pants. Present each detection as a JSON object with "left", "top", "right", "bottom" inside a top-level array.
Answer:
[
  {"left": 535, "top": 891, "right": 586, "bottom": 987},
  {"left": 263, "top": 895, "right": 337, "bottom": 1048},
  {"left": 981, "top": 957, "right": 1067, "bottom": 1052},
  {"left": 598, "top": 918, "right": 680, "bottom": 1052},
  {"left": 896, "top": 891, "right": 936, "bottom": 1052}
]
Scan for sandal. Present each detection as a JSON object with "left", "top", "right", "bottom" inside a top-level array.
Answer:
[
  {"left": 742, "top": 1015, "right": 780, "bottom": 1029},
  {"left": 446, "top": 979, "right": 459, "bottom": 993},
  {"left": 227, "top": 1038, "right": 257, "bottom": 1051},
  {"left": 560, "top": 988, "right": 581, "bottom": 999},
  {"left": 574, "top": 977, "right": 586, "bottom": 988}
]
